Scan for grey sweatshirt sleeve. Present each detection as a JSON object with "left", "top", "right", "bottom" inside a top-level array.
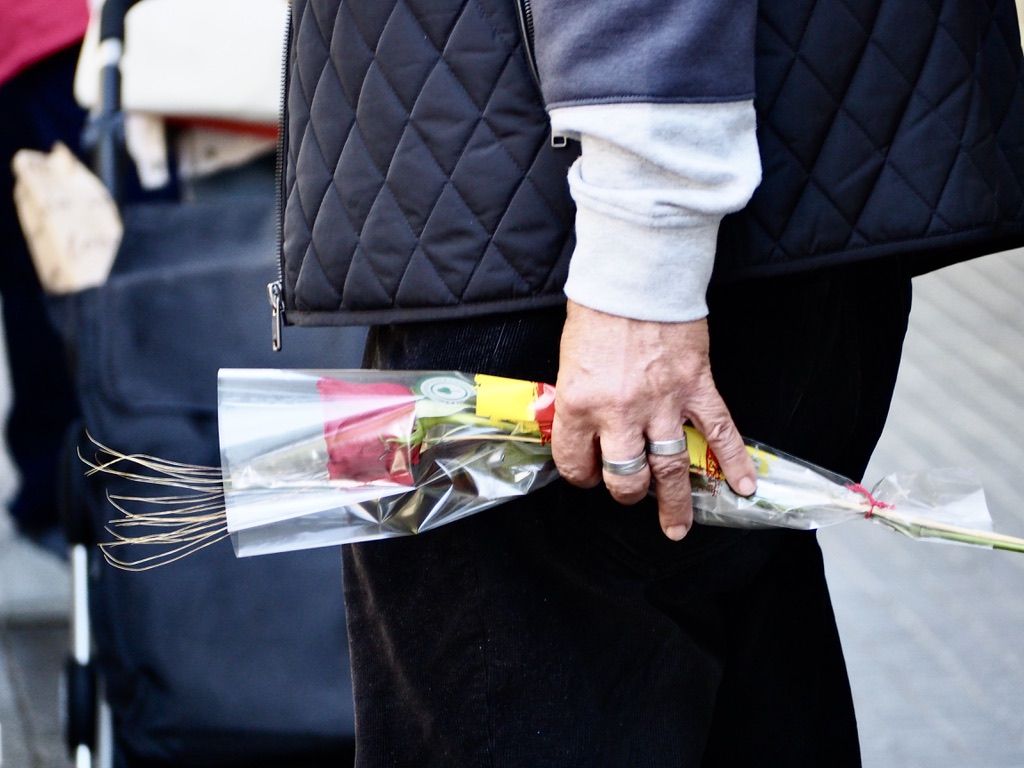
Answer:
[
  {"left": 550, "top": 102, "right": 762, "bottom": 322},
  {"left": 531, "top": 0, "right": 757, "bottom": 108}
]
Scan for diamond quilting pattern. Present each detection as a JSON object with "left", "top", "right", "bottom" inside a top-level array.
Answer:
[
  {"left": 284, "top": 0, "right": 576, "bottom": 317},
  {"left": 719, "top": 0, "right": 1024, "bottom": 272},
  {"left": 284, "top": 0, "right": 1024, "bottom": 319}
]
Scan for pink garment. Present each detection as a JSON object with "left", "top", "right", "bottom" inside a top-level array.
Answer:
[{"left": 0, "top": 0, "right": 89, "bottom": 85}]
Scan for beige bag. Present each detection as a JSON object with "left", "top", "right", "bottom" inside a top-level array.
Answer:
[
  {"left": 75, "top": 0, "right": 287, "bottom": 125},
  {"left": 12, "top": 143, "right": 122, "bottom": 295}
]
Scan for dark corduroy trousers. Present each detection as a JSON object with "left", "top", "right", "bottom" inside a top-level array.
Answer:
[{"left": 343, "top": 259, "right": 912, "bottom": 767}]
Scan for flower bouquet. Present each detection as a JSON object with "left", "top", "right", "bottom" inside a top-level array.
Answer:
[{"left": 83, "top": 369, "right": 1024, "bottom": 570}]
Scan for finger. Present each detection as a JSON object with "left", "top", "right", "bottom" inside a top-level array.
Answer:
[
  {"left": 688, "top": 383, "right": 757, "bottom": 497},
  {"left": 599, "top": 428, "right": 650, "bottom": 505},
  {"left": 551, "top": 411, "right": 601, "bottom": 488},
  {"left": 645, "top": 421, "right": 693, "bottom": 540}
]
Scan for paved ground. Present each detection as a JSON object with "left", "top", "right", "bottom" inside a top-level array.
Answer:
[
  {"left": 820, "top": 249, "right": 1024, "bottom": 768},
  {"left": 0, "top": 319, "right": 73, "bottom": 768},
  {"left": 0, "top": 619, "right": 69, "bottom": 768},
  {"left": 0, "top": 249, "right": 1022, "bottom": 767}
]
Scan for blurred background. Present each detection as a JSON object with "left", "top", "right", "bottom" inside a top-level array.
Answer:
[
  {"left": 2, "top": 3, "right": 363, "bottom": 767},
  {"left": 1, "top": 0, "right": 1023, "bottom": 766}
]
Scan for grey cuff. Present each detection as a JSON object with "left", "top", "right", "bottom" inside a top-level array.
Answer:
[
  {"left": 550, "top": 101, "right": 761, "bottom": 322},
  {"left": 564, "top": 205, "right": 718, "bottom": 321}
]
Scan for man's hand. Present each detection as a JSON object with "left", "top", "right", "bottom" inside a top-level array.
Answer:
[{"left": 553, "top": 300, "right": 757, "bottom": 540}]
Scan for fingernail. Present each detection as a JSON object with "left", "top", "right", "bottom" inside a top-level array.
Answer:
[
  {"left": 665, "top": 525, "right": 688, "bottom": 541},
  {"left": 737, "top": 477, "right": 756, "bottom": 497}
]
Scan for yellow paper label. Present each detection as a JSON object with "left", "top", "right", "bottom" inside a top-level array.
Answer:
[
  {"left": 685, "top": 424, "right": 728, "bottom": 479},
  {"left": 685, "top": 424, "right": 775, "bottom": 479},
  {"left": 474, "top": 374, "right": 538, "bottom": 426}
]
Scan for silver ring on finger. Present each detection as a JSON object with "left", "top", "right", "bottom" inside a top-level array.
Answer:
[
  {"left": 601, "top": 453, "right": 648, "bottom": 476},
  {"left": 646, "top": 437, "right": 688, "bottom": 456}
]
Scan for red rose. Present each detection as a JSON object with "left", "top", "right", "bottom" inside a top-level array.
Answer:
[
  {"left": 533, "top": 383, "right": 556, "bottom": 442},
  {"left": 316, "top": 378, "right": 420, "bottom": 486}
]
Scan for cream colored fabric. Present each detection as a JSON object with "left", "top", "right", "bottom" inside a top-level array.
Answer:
[
  {"left": 121, "top": 115, "right": 276, "bottom": 190},
  {"left": 12, "top": 143, "right": 121, "bottom": 295},
  {"left": 75, "top": 0, "right": 287, "bottom": 125},
  {"left": 177, "top": 129, "right": 276, "bottom": 180},
  {"left": 124, "top": 112, "right": 171, "bottom": 189},
  {"left": 1018, "top": 0, "right": 1024, "bottom": 50}
]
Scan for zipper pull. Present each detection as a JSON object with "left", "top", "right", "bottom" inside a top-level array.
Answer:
[
  {"left": 551, "top": 132, "right": 568, "bottom": 149},
  {"left": 267, "top": 280, "right": 284, "bottom": 352}
]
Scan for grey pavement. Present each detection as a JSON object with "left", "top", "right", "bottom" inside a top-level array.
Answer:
[
  {"left": 820, "top": 248, "right": 1024, "bottom": 768},
  {"left": 0, "top": 250, "right": 1022, "bottom": 767},
  {"left": 0, "top": 318, "right": 73, "bottom": 768},
  {"left": 0, "top": 535, "right": 69, "bottom": 768},
  {"left": 0, "top": 622, "right": 70, "bottom": 768}
]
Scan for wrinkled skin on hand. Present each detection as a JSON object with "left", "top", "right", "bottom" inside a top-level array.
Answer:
[{"left": 553, "top": 300, "right": 757, "bottom": 540}]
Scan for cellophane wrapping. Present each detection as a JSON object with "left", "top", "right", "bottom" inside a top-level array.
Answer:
[
  {"left": 218, "top": 369, "right": 1005, "bottom": 558},
  {"left": 219, "top": 369, "right": 559, "bottom": 556},
  {"left": 689, "top": 431, "right": 992, "bottom": 541}
]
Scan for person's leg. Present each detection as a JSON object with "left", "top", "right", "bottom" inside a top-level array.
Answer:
[
  {"left": 0, "top": 45, "right": 84, "bottom": 542},
  {"left": 709, "top": 259, "right": 913, "bottom": 483},
  {"left": 344, "top": 470, "right": 776, "bottom": 766},
  {"left": 693, "top": 258, "right": 913, "bottom": 766}
]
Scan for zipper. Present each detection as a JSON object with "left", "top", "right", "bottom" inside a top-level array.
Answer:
[
  {"left": 269, "top": 2, "right": 293, "bottom": 351},
  {"left": 268, "top": 280, "right": 284, "bottom": 352},
  {"left": 514, "top": 0, "right": 541, "bottom": 93},
  {"left": 514, "top": 0, "right": 567, "bottom": 149},
  {"left": 268, "top": 0, "right": 562, "bottom": 350}
]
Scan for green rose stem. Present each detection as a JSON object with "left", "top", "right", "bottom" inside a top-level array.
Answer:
[
  {"left": 393, "top": 412, "right": 546, "bottom": 452},
  {"left": 867, "top": 507, "right": 1024, "bottom": 553},
  {"left": 821, "top": 494, "right": 1024, "bottom": 552}
]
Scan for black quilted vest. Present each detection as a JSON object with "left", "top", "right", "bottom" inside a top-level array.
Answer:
[{"left": 279, "top": 0, "right": 1024, "bottom": 327}]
